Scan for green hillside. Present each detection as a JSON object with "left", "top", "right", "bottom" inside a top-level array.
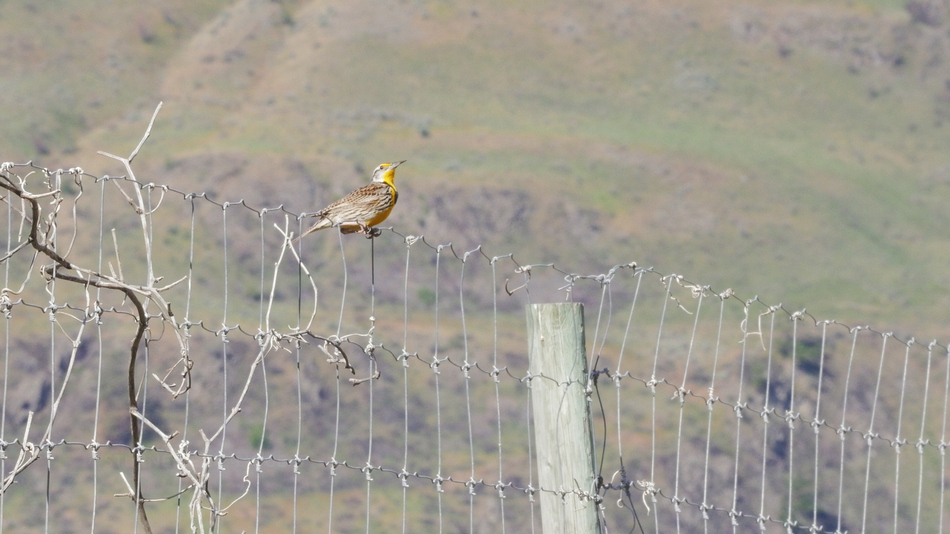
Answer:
[{"left": 5, "top": 0, "right": 950, "bottom": 331}]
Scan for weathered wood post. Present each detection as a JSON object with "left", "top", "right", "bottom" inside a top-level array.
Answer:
[{"left": 526, "top": 302, "right": 600, "bottom": 533}]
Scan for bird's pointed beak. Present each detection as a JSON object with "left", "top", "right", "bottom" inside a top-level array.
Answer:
[{"left": 392, "top": 160, "right": 406, "bottom": 168}]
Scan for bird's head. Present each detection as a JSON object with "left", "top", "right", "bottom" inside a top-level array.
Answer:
[{"left": 372, "top": 160, "right": 406, "bottom": 186}]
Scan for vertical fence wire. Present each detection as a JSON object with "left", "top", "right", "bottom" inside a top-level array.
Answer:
[
  {"left": 490, "top": 255, "right": 507, "bottom": 534},
  {"left": 757, "top": 308, "right": 777, "bottom": 531},
  {"left": 700, "top": 290, "right": 728, "bottom": 534},
  {"left": 810, "top": 321, "right": 830, "bottom": 533},
  {"left": 432, "top": 244, "right": 445, "bottom": 533},
  {"left": 939, "top": 348, "right": 950, "bottom": 534},
  {"left": 671, "top": 286, "right": 703, "bottom": 534},
  {"left": 44, "top": 171, "right": 57, "bottom": 534},
  {"left": 893, "top": 339, "right": 913, "bottom": 534},
  {"left": 862, "top": 333, "right": 891, "bottom": 532},
  {"left": 785, "top": 311, "right": 800, "bottom": 532},
  {"left": 399, "top": 236, "right": 413, "bottom": 534},
  {"left": 0, "top": 174, "right": 9, "bottom": 532},
  {"left": 914, "top": 343, "right": 934, "bottom": 534}
]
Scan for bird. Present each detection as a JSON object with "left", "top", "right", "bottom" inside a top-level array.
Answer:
[{"left": 295, "top": 160, "right": 405, "bottom": 241}]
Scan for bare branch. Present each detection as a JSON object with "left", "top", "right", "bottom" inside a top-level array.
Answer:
[{"left": 130, "top": 102, "right": 163, "bottom": 163}]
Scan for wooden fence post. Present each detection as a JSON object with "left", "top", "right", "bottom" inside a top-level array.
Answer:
[{"left": 526, "top": 302, "right": 601, "bottom": 533}]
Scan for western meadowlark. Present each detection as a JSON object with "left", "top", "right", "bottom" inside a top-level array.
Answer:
[{"left": 295, "top": 160, "right": 405, "bottom": 241}]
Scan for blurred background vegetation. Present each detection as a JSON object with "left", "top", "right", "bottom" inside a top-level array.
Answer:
[{"left": 6, "top": 0, "right": 950, "bottom": 329}]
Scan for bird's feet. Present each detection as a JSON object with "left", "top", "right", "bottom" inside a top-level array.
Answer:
[{"left": 360, "top": 224, "right": 382, "bottom": 238}]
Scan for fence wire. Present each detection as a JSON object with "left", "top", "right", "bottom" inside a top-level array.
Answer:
[{"left": 0, "top": 115, "right": 948, "bottom": 534}]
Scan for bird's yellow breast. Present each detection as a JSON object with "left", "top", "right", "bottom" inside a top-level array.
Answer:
[{"left": 365, "top": 184, "right": 397, "bottom": 227}]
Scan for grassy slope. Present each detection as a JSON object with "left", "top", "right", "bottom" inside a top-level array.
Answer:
[{"left": 39, "top": 0, "right": 949, "bottom": 331}]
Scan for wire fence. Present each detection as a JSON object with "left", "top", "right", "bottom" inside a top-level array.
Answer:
[{"left": 0, "top": 106, "right": 947, "bottom": 533}]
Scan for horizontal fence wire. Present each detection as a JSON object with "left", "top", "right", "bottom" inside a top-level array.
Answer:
[{"left": 0, "top": 149, "right": 948, "bottom": 533}]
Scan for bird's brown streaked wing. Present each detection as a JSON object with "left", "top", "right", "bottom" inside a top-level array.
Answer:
[{"left": 317, "top": 183, "right": 394, "bottom": 221}]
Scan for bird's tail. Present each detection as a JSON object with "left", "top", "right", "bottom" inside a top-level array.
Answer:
[{"left": 292, "top": 217, "right": 333, "bottom": 243}]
